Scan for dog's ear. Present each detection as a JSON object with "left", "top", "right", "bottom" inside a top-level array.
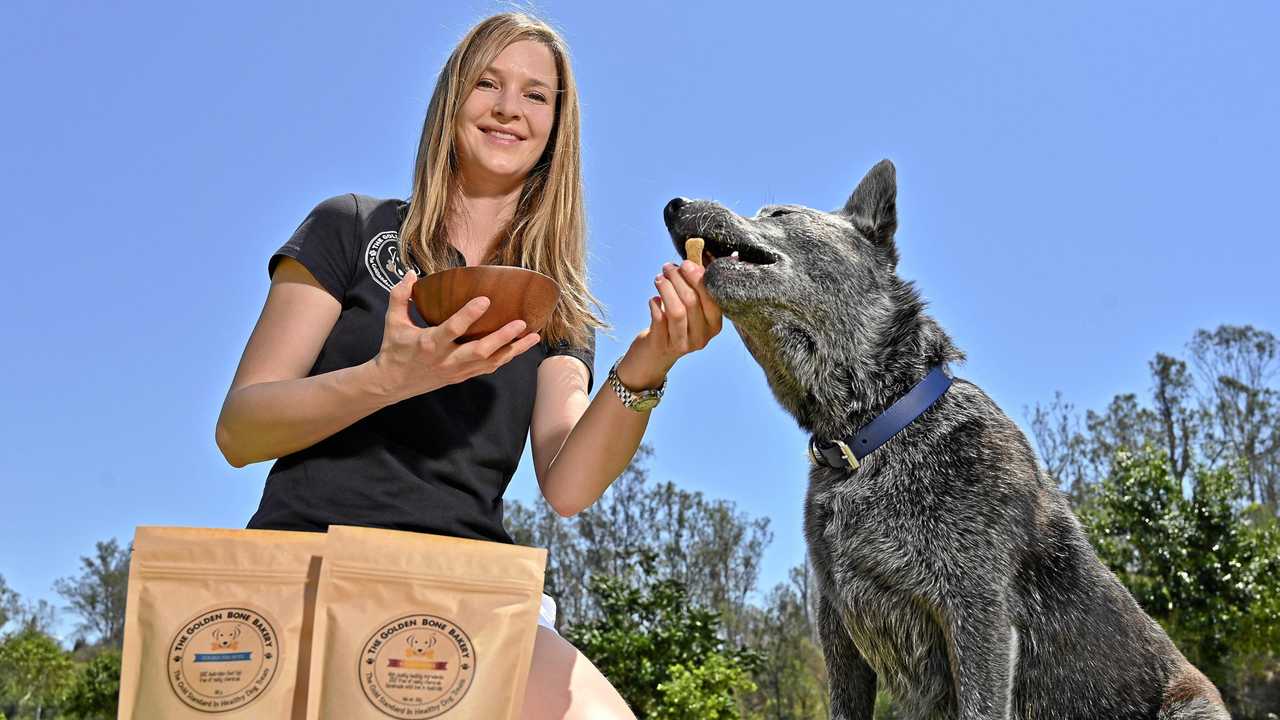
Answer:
[{"left": 841, "top": 159, "right": 899, "bottom": 255}]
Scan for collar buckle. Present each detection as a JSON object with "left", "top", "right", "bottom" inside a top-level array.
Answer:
[
  {"left": 833, "top": 440, "right": 860, "bottom": 470},
  {"left": 808, "top": 437, "right": 860, "bottom": 471}
]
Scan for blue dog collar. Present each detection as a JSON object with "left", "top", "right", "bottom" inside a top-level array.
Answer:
[{"left": 809, "top": 366, "right": 953, "bottom": 472}]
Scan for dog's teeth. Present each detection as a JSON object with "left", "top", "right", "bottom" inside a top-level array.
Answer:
[{"left": 731, "top": 251, "right": 740, "bottom": 259}]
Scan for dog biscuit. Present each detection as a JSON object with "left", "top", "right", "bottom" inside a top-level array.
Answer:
[{"left": 685, "top": 237, "right": 705, "bottom": 267}]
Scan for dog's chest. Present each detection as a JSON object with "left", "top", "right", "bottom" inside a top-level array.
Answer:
[
  {"left": 805, "top": 467, "right": 956, "bottom": 585},
  {"left": 806, "top": 474, "right": 957, "bottom": 712},
  {"left": 841, "top": 587, "right": 953, "bottom": 713},
  {"left": 820, "top": 551, "right": 954, "bottom": 711}
]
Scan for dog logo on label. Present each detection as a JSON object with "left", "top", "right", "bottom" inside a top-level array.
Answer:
[
  {"left": 210, "top": 626, "right": 240, "bottom": 650},
  {"left": 360, "top": 614, "right": 476, "bottom": 719},
  {"left": 167, "top": 606, "right": 280, "bottom": 713}
]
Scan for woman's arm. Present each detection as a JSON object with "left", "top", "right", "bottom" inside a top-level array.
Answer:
[
  {"left": 216, "top": 259, "right": 540, "bottom": 467},
  {"left": 530, "top": 260, "right": 720, "bottom": 516}
]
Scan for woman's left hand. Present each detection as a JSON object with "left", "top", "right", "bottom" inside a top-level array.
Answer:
[{"left": 619, "top": 260, "right": 723, "bottom": 388}]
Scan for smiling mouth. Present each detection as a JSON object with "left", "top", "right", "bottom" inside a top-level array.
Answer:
[
  {"left": 677, "top": 234, "right": 777, "bottom": 267},
  {"left": 481, "top": 127, "right": 523, "bottom": 142}
]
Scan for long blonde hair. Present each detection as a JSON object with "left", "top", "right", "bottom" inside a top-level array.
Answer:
[{"left": 401, "top": 12, "right": 603, "bottom": 348}]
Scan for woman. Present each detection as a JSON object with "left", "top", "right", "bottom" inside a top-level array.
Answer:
[{"left": 214, "top": 12, "right": 720, "bottom": 720}]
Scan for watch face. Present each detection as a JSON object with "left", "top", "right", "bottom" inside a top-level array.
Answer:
[{"left": 631, "top": 396, "right": 659, "bottom": 412}]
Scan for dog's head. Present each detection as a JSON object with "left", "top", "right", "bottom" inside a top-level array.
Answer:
[
  {"left": 212, "top": 626, "right": 240, "bottom": 649},
  {"left": 405, "top": 634, "right": 434, "bottom": 657},
  {"left": 665, "top": 160, "right": 961, "bottom": 433}
]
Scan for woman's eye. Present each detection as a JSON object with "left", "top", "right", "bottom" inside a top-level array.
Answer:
[
  {"left": 476, "top": 78, "right": 498, "bottom": 89},
  {"left": 526, "top": 92, "right": 548, "bottom": 103}
]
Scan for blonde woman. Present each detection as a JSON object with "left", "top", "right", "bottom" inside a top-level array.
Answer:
[{"left": 215, "top": 12, "right": 720, "bottom": 719}]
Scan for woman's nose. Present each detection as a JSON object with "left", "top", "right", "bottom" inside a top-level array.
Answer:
[{"left": 493, "top": 89, "right": 520, "bottom": 119}]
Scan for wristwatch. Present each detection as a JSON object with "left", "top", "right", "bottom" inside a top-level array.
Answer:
[{"left": 606, "top": 359, "right": 667, "bottom": 412}]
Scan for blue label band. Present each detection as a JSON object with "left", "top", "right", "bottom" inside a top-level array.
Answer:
[{"left": 193, "top": 652, "right": 253, "bottom": 663}]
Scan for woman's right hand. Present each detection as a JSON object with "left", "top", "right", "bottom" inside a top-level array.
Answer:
[{"left": 371, "top": 269, "right": 542, "bottom": 401}]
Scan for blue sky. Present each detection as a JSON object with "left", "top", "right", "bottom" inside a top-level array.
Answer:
[{"left": 2, "top": 1, "right": 1277, "bottom": 642}]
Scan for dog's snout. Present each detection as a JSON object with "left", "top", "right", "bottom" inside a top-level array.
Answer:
[{"left": 664, "top": 197, "right": 689, "bottom": 227}]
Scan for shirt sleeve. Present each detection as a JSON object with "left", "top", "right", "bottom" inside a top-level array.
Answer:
[
  {"left": 268, "top": 194, "right": 359, "bottom": 303},
  {"left": 544, "top": 328, "right": 597, "bottom": 393}
]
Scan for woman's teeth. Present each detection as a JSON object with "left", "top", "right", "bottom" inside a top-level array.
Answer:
[{"left": 485, "top": 129, "right": 519, "bottom": 141}]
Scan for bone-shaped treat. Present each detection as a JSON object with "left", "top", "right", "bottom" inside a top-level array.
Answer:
[{"left": 685, "top": 237, "right": 705, "bottom": 267}]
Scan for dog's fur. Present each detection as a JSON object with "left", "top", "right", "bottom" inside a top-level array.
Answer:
[{"left": 664, "top": 160, "right": 1229, "bottom": 719}]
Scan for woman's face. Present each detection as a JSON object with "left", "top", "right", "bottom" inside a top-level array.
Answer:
[{"left": 454, "top": 40, "right": 558, "bottom": 192}]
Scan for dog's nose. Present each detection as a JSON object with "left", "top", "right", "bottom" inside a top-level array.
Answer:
[{"left": 664, "top": 197, "right": 689, "bottom": 226}]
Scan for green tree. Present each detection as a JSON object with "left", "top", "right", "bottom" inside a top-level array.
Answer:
[
  {"left": 506, "top": 443, "right": 772, "bottom": 644},
  {"left": 1150, "top": 352, "right": 1200, "bottom": 486},
  {"left": 564, "top": 556, "right": 759, "bottom": 719},
  {"left": 53, "top": 538, "right": 130, "bottom": 649},
  {"left": 1189, "top": 325, "right": 1279, "bottom": 513},
  {"left": 1028, "top": 391, "right": 1092, "bottom": 506},
  {"left": 62, "top": 648, "right": 121, "bottom": 720},
  {"left": 11, "top": 600, "right": 58, "bottom": 638},
  {"left": 1029, "top": 324, "right": 1280, "bottom": 519},
  {"left": 0, "top": 629, "right": 76, "bottom": 720},
  {"left": 739, "top": 565, "right": 828, "bottom": 720},
  {"left": 653, "top": 653, "right": 757, "bottom": 720},
  {"left": 0, "top": 576, "right": 20, "bottom": 634},
  {"left": 1084, "top": 446, "right": 1280, "bottom": 700}
]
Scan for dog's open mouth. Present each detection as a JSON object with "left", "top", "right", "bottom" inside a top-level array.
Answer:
[{"left": 678, "top": 234, "right": 777, "bottom": 267}]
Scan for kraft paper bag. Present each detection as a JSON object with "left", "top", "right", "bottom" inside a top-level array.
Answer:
[
  {"left": 306, "top": 525, "right": 547, "bottom": 720},
  {"left": 118, "top": 526, "right": 324, "bottom": 719}
]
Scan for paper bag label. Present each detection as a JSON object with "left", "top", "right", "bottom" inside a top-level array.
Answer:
[
  {"left": 167, "top": 605, "right": 281, "bottom": 712},
  {"left": 360, "top": 614, "right": 477, "bottom": 718}
]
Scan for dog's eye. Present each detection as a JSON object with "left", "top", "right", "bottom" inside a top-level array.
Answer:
[{"left": 768, "top": 209, "right": 793, "bottom": 218}]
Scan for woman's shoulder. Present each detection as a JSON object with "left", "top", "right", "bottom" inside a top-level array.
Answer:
[
  {"left": 270, "top": 193, "right": 405, "bottom": 294},
  {"left": 303, "top": 193, "right": 407, "bottom": 225}
]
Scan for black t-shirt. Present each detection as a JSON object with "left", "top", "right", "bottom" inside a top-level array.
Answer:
[{"left": 246, "top": 194, "right": 595, "bottom": 544}]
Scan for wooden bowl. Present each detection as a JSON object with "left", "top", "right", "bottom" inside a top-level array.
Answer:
[{"left": 412, "top": 266, "right": 561, "bottom": 343}]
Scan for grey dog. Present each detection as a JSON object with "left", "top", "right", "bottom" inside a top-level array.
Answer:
[{"left": 664, "top": 160, "right": 1229, "bottom": 719}]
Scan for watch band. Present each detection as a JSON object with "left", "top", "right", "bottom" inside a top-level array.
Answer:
[{"left": 607, "top": 359, "right": 666, "bottom": 412}]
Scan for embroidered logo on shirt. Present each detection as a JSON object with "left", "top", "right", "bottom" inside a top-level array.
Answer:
[{"left": 365, "top": 231, "right": 421, "bottom": 292}]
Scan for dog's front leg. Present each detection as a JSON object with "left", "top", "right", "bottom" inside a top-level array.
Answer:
[
  {"left": 818, "top": 590, "right": 877, "bottom": 720},
  {"left": 939, "top": 598, "right": 1014, "bottom": 720}
]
